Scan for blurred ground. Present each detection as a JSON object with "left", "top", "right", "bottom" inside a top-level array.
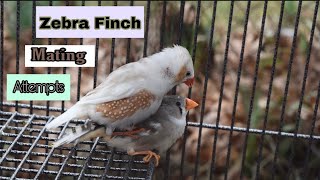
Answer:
[{"left": 1, "top": 1, "right": 320, "bottom": 179}]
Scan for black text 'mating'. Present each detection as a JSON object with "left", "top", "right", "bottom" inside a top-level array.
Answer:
[{"left": 31, "top": 47, "right": 87, "bottom": 65}]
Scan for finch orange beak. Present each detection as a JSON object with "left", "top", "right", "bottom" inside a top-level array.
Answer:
[
  {"left": 185, "top": 98, "right": 198, "bottom": 110},
  {"left": 184, "top": 77, "right": 194, "bottom": 87}
]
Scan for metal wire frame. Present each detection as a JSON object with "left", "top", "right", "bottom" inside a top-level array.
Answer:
[
  {"left": 164, "top": 1, "right": 185, "bottom": 179},
  {"left": 0, "top": 2, "right": 4, "bottom": 178},
  {"left": 271, "top": 1, "right": 302, "bottom": 179},
  {"left": 2, "top": 102, "right": 320, "bottom": 179},
  {"left": 210, "top": 1, "right": 233, "bottom": 179},
  {"left": 0, "top": 1, "right": 4, "bottom": 112},
  {"left": 1, "top": 1, "right": 151, "bottom": 177},
  {"left": 2, "top": 101, "right": 320, "bottom": 179},
  {"left": 179, "top": 0, "right": 201, "bottom": 179},
  {"left": 2, "top": 105, "right": 320, "bottom": 141},
  {"left": 29, "top": 0, "right": 36, "bottom": 115},
  {"left": 1, "top": 1, "right": 320, "bottom": 179},
  {"left": 0, "top": 110, "right": 155, "bottom": 180},
  {"left": 255, "top": 1, "right": 285, "bottom": 178},
  {"left": 287, "top": 0, "right": 319, "bottom": 177},
  {"left": 194, "top": 1, "right": 216, "bottom": 179},
  {"left": 238, "top": 1, "right": 264, "bottom": 179}
]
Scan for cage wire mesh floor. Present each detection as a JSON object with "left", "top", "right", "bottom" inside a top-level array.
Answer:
[{"left": 0, "top": 110, "right": 155, "bottom": 179}]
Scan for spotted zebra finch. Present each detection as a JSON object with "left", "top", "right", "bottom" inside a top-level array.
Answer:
[{"left": 45, "top": 45, "right": 194, "bottom": 136}]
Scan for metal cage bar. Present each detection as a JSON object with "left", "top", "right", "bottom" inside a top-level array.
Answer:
[
  {"left": 255, "top": 1, "right": 285, "bottom": 178},
  {"left": 0, "top": 111, "right": 154, "bottom": 179},
  {"left": 210, "top": 1, "right": 233, "bottom": 179},
  {"left": 238, "top": 1, "right": 265, "bottom": 179},
  {"left": 179, "top": 0, "right": 201, "bottom": 178},
  {"left": 286, "top": 1, "right": 319, "bottom": 177},
  {"left": 271, "top": 1, "right": 303, "bottom": 179}
]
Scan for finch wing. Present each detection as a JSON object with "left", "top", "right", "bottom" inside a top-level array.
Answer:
[{"left": 79, "top": 62, "right": 146, "bottom": 105}]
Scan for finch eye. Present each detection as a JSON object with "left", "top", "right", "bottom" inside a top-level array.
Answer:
[
  {"left": 176, "top": 102, "right": 181, "bottom": 107},
  {"left": 186, "top": 71, "right": 191, "bottom": 77}
]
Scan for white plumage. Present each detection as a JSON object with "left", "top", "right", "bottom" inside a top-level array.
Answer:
[{"left": 45, "top": 45, "right": 194, "bottom": 135}]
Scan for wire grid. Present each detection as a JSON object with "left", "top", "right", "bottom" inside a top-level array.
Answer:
[
  {"left": 0, "top": 110, "right": 155, "bottom": 179},
  {"left": 1, "top": 0, "right": 320, "bottom": 180}
]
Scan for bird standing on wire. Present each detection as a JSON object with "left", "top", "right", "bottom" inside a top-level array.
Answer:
[
  {"left": 45, "top": 45, "right": 194, "bottom": 136},
  {"left": 52, "top": 95, "right": 199, "bottom": 166}
]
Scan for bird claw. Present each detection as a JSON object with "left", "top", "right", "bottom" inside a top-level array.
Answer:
[
  {"left": 143, "top": 152, "right": 160, "bottom": 166},
  {"left": 128, "top": 150, "right": 160, "bottom": 167}
]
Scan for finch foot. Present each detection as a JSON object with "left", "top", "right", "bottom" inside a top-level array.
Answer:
[
  {"left": 127, "top": 150, "right": 160, "bottom": 167},
  {"left": 112, "top": 128, "right": 145, "bottom": 139}
]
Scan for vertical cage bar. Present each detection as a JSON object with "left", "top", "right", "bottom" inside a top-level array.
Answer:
[
  {"left": 125, "top": 1, "right": 134, "bottom": 64},
  {"left": 28, "top": 7, "right": 35, "bottom": 173},
  {"left": 30, "top": 0, "right": 36, "bottom": 114},
  {"left": 159, "top": 2, "right": 167, "bottom": 177},
  {"left": 109, "top": 1, "right": 117, "bottom": 73},
  {"left": 164, "top": 150, "right": 171, "bottom": 178},
  {"left": 102, "top": 148, "right": 115, "bottom": 180},
  {"left": 165, "top": 1, "right": 185, "bottom": 178},
  {"left": 14, "top": 1, "right": 20, "bottom": 168},
  {"left": 271, "top": 1, "right": 302, "bottom": 179},
  {"left": 15, "top": 0, "right": 20, "bottom": 112},
  {"left": 46, "top": 0, "right": 53, "bottom": 117},
  {"left": 170, "top": 0, "right": 185, "bottom": 96},
  {"left": 303, "top": 79, "right": 320, "bottom": 177},
  {"left": 159, "top": 0, "right": 166, "bottom": 50},
  {"left": 143, "top": 0, "right": 151, "bottom": 58},
  {"left": 77, "top": 138, "right": 100, "bottom": 180},
  {"left": 45, "top": 3, "right": 53, "bottom": 179},
  {"left": 93, "top": 0, "right": 101, "bottom": 88},
  {"left": 176, "top": 0, "right": 185, "bottom": 45},
  {"left": 61, "top": 0, "right": 69, "bottom": 115},
  {"left": 93, "top": 37, "right": 99, "bottom": 89},
  {"left": 123, "top": 156, "right": 134, "bottom": 180},
  {"left": 179, "top": 0, "right": 201, "bottom": 178},
  {"left": 286, "top": 1, "right": 319, "bottom": 176},
  {"left": 255, "top": 1, "right": 285, "bottom": 178},
  {"left": 226, "top": 1, "right": 260, "bottom": 179},
  {"left": 238, "top": 1, "right": 266, "bottom": 179},
  {"left": 209, "top": 1, "right": 233, "bottom": 179},
  {"left": 74, "top": 1, "right": 85, "bottom": 179},
  {"left": 192, "top": 0, "right": 216, "bottom": 179},
  {"left": 145, "top": 159, "right": 155, "bottom": 180},
  {"left": 77, "top": 0, "right": 85, "bottom": 102},
  {"left": 0, "top": 0, "right": 3, "bottom": 111}
]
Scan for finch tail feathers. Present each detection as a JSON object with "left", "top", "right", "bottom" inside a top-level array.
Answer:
[
  {"left": 51, "top": 123, "right": 91, "bottom": 148},
  {"left": 45, "top": 104, "right": 87, "bottom": 129},
  {"left": 52, "top": 123, "right": 106, "bottom": 148}
]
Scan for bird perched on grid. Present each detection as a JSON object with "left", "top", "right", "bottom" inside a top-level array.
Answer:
[
  {"left": 45, "top": 45, "right": 194, "bottom": 136},
  {"left": 52, "top": 95, "right": 198, "bottom": 166}
]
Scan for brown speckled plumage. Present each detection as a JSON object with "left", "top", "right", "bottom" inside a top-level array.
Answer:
[{"left": 96, "top": 90, "right": 156, "bottom": 122}]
